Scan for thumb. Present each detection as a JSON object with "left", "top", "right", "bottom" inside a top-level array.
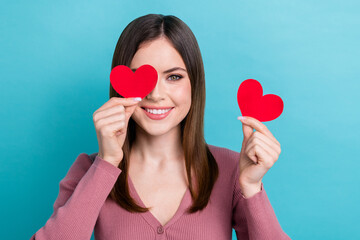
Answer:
[
  {"left": 241, "top": 122, "right": 254, "bottom": 148},
  {"left": 124, "top": 103, "right": 139, "bottom": 121},
  {"left": 118, "top": 104, "right": 138, "bottom": 136}
]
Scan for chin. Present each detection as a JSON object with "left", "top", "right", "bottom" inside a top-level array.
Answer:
[{"left": 145, "top": 124, "right": 175, "bottom": 135}]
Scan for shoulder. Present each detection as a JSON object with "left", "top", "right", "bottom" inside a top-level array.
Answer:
[
  {"left": 207, "top": 143, "right": 240, "bottom": 173},
  {"left": 206, "top": 144, "right": 241, "bottom": 196},
  {"left": 207, "top": 144, "right": 240, "bottom": 164}
]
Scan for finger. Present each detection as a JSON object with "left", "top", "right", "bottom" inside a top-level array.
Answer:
[
  {"left": 239, "top": 116, "right": 280, "bottom": 146},
  {"left": 246, "top": 144, "right": 274, "bottom": 169},
  {"left": 99, "top": 112, "right": 126, "bottom": 132},
  {"left": 96, "top": 97, "right": 142, "bottom": 113},
  {"left": 246, "top": 131, "right": 281, "bottom": 155},
  {"left": 94, "top": 102, "right": 138, "bottom": 123},
  {"left": 97, "top": 107, "right": 135, "bottom": 135},
  {"left": 105, "top": 117, "right": 129, "bottom": 137},
  {"left": 245, "top": 134, "right": 279, "bottom": 160}
]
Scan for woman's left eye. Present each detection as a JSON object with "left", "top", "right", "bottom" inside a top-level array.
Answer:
[{"left": 168, "top": 74, "right": 183, "bottom": 81}]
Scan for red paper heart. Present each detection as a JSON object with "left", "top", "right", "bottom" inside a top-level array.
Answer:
[
  {"left": 237, "top": 79, "right": 284, "bottom": 122},
  {"left": 110, "top": 64, "right": 158, "bottom": 99}
]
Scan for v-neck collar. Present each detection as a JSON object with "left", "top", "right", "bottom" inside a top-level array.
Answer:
[{"left": 127, "top": 174, "right": 192, "bottom": 230}]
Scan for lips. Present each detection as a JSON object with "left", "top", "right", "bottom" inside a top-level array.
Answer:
[
  {"left": 141, "top": 107, "right": 174, "bottom": 120},
  {"left": 141, "top": 106, "right": 174, "bottom": 110}
]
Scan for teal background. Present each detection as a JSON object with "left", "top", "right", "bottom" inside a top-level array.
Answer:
[{"left": 1, "top": 0, "right": 359, "bottom": 239}]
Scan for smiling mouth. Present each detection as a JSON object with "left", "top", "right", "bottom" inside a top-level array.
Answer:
[
  {"left": 141, "top": 107, "right": 174, "bottom": 113},
  {"left": 139, "top": 106, "right": 175, "bottom": 121},
  {"left": 140, "top": 107, "right": 174, "bottom": 110}
]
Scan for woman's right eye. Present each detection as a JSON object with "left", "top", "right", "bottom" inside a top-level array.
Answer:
[{"left": 168, "top": 74, "right": 183, "bottom": 81}]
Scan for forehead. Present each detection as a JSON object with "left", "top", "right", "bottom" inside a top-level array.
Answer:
[{"left": 130, "top": 37, "right": 186, "bottom": 71}]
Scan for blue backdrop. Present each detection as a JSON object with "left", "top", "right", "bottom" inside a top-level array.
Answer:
[{"left": 1, "top": 0, "right": 359, "bottom": 239}]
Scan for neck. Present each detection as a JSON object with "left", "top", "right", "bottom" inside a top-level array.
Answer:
[{"left": 131, "top": 124, "right": 184, "bottom": 171}]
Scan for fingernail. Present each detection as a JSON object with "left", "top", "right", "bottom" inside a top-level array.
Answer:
[
  {"left": 238, "top": 116, "right": 245, "bottom": 120},
  {"left": 133, "top": 97, "right": 142, "bottom": 102}
]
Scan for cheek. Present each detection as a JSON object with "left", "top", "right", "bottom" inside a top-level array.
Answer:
[{"left": 173, "top": 83, "right": 191, "bottom": 108}]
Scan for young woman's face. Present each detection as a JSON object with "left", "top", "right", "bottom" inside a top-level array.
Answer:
[{"left": 130, "top": 37, "right": 191, "bottom": 136}]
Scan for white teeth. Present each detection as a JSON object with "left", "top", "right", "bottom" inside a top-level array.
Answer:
[{"left": 145, "top": 108, "right": 172, "bottom": 114}]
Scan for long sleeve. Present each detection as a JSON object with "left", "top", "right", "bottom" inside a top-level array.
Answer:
[
  {"left": 30, "top": 153, "right": 122, "bottom": 240},
  {"left": 231, "top": 161, "right": 291, "bottom": 239}
]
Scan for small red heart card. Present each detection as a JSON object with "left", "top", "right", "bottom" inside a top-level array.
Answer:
[
  {"left": 110, "top": 64, "right": 158, "bottom": 98},
  {"left": 237, "top": 79, "right": 284, "bottom": 122}
]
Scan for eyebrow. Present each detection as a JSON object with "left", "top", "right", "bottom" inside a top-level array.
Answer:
[{"left": 131, "top": 67, "right": 187, "bottom": 74}]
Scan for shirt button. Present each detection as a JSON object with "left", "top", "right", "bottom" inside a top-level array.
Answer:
[{"left": 157, "top": 226, "right": 164, "bottom": 234}]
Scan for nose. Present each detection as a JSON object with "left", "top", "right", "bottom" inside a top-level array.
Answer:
[{"left": 146, "top": 75, "right": 164, "bottom": 101}]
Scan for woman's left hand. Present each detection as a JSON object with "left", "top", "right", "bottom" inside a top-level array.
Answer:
[{"left": 237, "top": 116, "right": 282, "bottom": 198}]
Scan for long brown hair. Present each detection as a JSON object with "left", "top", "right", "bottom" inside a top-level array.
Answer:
[{"left": 108, "top": 14, "right": 218, "bottom": 214}]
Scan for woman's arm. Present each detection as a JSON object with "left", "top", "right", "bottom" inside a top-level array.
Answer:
[
  {"left": 232, "top": 176, "right": 292, "bottom": 239},
  {"left": 231, "top": 116, "right": 291, "bottom": 239},
  {"left": 30, "top": 153, "right": 121, "bottom": 240}
]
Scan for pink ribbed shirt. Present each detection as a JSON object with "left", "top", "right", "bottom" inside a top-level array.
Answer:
[{"left": 30, "top": 144, "right": 291, "bottom": 240}]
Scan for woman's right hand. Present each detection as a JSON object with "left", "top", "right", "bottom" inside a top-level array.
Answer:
[{"left": 92, "top": 97, "right": 142, "bottom": 167}]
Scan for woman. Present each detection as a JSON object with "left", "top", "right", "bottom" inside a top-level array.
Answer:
[{"left": 31, "top": 14, "right": 291, "bottom": 240}]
